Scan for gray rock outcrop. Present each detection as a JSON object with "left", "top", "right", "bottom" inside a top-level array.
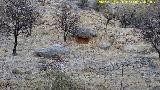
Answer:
[
  {"left": 70, "top": 27, "right": 97, "bottom": 38},
  {"left": 99, "top": 41, "right": 111, "bottom": 50},
  {"left": 34, "top": 44, "right": 69, "bottom": 58}
]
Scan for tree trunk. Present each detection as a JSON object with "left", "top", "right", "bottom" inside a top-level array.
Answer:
[
  {"left": 26, "top": 28, "right": 32, "bottom": 37},
  {"left": 12, "top": 29, "right": 18, "bottom": 56},
  {"left": 64, "top": 22, "right": 68, "bottom": 42},
  {"left": 153, "top": 46, "right": 160, "bottom": 59},
  {"left": 64, "top": 32, "right": 66, "bottom": 42},
  {"left": 158, "top": 52, "right": 160, "bottom": 60},
  {"left": 106, "top": 19, "right": 110, "bottom": 28},
  {"left": 151, "top": 41, "right": 160, "bottom": 60}
]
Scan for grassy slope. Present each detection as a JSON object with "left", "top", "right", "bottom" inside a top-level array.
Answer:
[{"left": 0, "top": 1, "right": 160, "bottom": 90}]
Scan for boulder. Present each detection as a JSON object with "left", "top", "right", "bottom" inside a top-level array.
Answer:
[
  {"left": 70, "top": 27, "right": 97, "bottom": 38},
  {"left": 34, "top": 44, "right": 69, "bottom": 59},
  {"left": 99, "top": 41, "right": 111, "bottom": 50}
]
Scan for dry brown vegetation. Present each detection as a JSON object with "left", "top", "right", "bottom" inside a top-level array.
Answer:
[{"left": 0, "top": 0, "right": 160, "bottom": 90}]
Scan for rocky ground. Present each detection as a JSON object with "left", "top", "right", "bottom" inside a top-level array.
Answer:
[{"left": 0, "top": 0, "right": 160, "bottom": 90}]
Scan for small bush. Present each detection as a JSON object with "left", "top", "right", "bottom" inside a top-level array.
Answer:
[
  {"left": 29, "top": 70, "right": 84, "bottom": 90},
  {"left": 77, "top": 0, "right": 89, "bottom": 9},
  {"left": 102, "top": 9, "right": 115, "bottom": 27},
  {"left": 92, "top": 0, "right": 107, "bottom": 12}
]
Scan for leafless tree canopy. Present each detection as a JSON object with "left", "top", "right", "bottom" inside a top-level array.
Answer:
[
  {"left": 57, "top": 2, "right": 80, "bottom": 42},
  {"left": 0, "top": 0, "right": 39, "bottom": 55},
  {"left": 114, "top": 3, "right": 160, "bottom": 58}
]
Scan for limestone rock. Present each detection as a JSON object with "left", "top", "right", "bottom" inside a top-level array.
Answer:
[
  {"left": 99, "top": 41, "right": 111, "bottom": 50},
  {"left": 34, "top": 44, "right": 69, "bottom": 59},
  {"left": 70, "top": 27, "right": 97, "bottom": 38}
]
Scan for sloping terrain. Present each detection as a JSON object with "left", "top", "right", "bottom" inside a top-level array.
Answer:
[{"left": 0, "top": 0, "right": 160, "bottom": 90}]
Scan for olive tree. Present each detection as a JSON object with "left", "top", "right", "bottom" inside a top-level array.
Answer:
[
  {"left": 115, "top": 3, "right": 160, "bottom": 59},
  {"left": 0, "top": 0, "right": 39, "bottom": 55},
  {"left": 57, "top": 2, "right": 79, "bottom": 42},
  {"left": 132, "top": 3, "right": 160, "bottom": 59},
  {"left": 139, "top": 16, "right": 160, "bottom": 59}
]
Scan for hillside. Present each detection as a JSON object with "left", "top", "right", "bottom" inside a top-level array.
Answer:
[{"left": 0, "top": 0, "right": 160, "bottom": 90}]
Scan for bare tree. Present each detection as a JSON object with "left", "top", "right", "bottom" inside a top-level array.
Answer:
[
  {"left": 102, "top": 10, "right": 115, "bottom": 28},
  {"left": 116, "top": 3, "right": 160, "bottom": 59},
  {"left": 139, "top": 17, "right": 160, "bottom": 59},
  {"left": 0, "top": 0, "right": 39, "bottom": 55},
  {"left": 57, "top": 2, "right": 79, "bottom": 42},
  {"left": 133, "top": 4, "right": 160, "bottom": 59}
]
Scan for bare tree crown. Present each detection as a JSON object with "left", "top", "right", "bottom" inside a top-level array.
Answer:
[{"left": 0, "top": 0, "right": 39, "bottom": 55}]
